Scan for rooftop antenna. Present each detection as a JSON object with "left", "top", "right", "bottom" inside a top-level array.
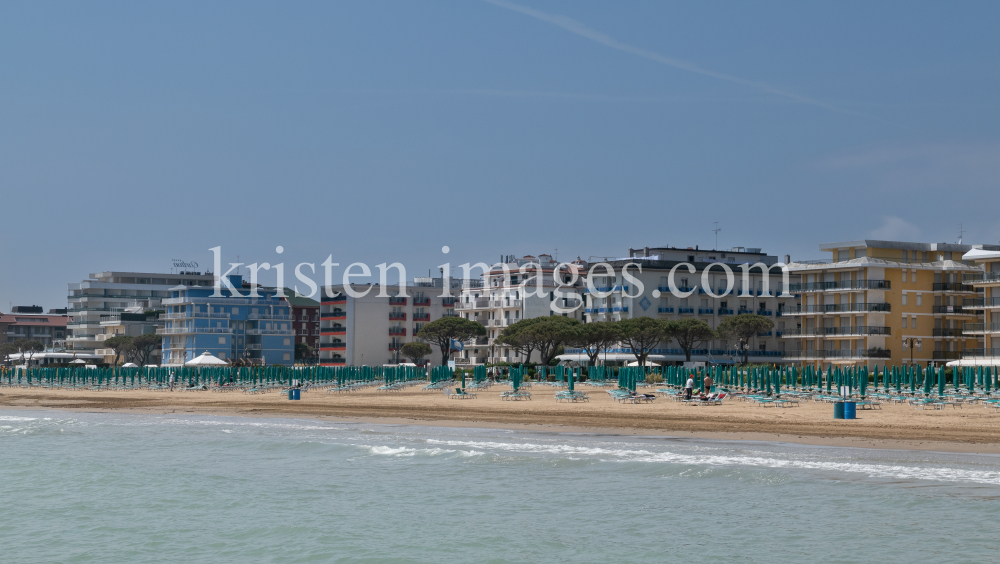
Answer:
[
  {"left": 712, "top": 222, "right": 721, "bottom": 250},
  {"left": 957, "top": 223, "right": 964, "bottom": 245}
]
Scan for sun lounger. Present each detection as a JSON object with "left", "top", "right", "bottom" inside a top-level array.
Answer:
[{"left": 449, "top": 388, "right": 477, "bottom": 399}]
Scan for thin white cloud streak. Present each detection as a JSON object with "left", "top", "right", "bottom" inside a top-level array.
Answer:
[
  {"left": 869, "top": 216, "right": 921, "bottom": 241},
  {"left": 482, "top": 0, "right": 864, "bottom": 117}
]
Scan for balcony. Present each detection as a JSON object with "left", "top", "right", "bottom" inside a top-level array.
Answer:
[
  {"left": 388, "top": 312, "right": 406, "bottom": 320},
  {"left": 413, "top": 313, "right": 430, "bottom": 321},
  {"left": 698, "top": 308, "right": 715, "bottom": 315},
  {"left": 248, "top": 313, "right": 291, "bottom": 320},
  {"left": 784, "top": 303, "right": 891, "bottom": 315},
  {"left": 245, "top": 329, "right": 294, "bottom": 335},
  {"left": 388, "top": 343, "right": 402, "bottom": 351},
  {"left": 657, "top": 307, "right": 674, "bottom": 313},
  {"left": 787, "top": 280, "right": 891, "bottom": 293},
  {"left": 678, "top": 308, "right": 694, "bottom": 314},
  {"left": 962, "top": 348, "right": 1000, "bottom": 358},
  {"left": 931, "top": 328, "right": 965, "bottom": 337},
  {"left": 162, "top": 296, "right": 280, "bottom": 306},
  {"left": 442, "top": 298, "right": 458, "bottom": 307},
  {"left": 962, "top": 323, "right": 1000, "bottom": 335},
  {"left": 781, "top": 326, "right": 891, "bottom": 337},
  {"left": 413, "top": 298, "right": 431, "bottom": 306},
  {"left": 932, "top": 351, "right": 962, "bottom": 361},
  {"left": 933, "top": 283, "right": 977, "bottom": 293},
  {"left": 963, "top": 272, "right": 1000, "bottom": 285},
  {"left": 456, "top": 299, "right": 491, "bottom": 310},
  {"left": 160, "top": 312, "right": 231, "bottom": 320},
  {"left": 320, "top": 344, "right": 346, "bottom": 351},
  {"left": 245, "top": 343, "right": 262, "bottom": 350},
  {"left": 321, "top": 311, "right": 347, "bottom": 319},
  {"left": 784, "top": 349, "right": 891, "bottom": 360},
  {"left": 718, "top": 308, "right": 734, "bottom": 315},
  {"left": 932, "top": 306, "right": 976, "bottom": 315},
  {"left": 388, "top": 297, "right": 407, "bottom": 305},
  {"left": 389, "top": 328, "right": 407, "bottom": 336},
  {"left": 756, "top": 310, "right": 773, "bottom": 316},
  {"left": 157, "top": 327, "right": 232, "bottom": 335},
  {"left": 322, "top": 295, "right": 347, "bottom": 304},
  {"left": 321, "top": 327, "right": 347, "bottom": 334},
  {"left": 963, "top": 297, "right": 1000, "bottom": 309}
]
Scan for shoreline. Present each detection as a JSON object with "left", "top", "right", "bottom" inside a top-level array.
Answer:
[{"left": 4, "top": 387, "right": 1000, "bottom": 454}]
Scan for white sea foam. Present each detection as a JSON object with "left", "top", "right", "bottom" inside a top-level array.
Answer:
[
  {"left": 0, "top": 416, "right": 37, "bottom": 422},
  {"left": 425, "top": 439, "right": 1000, "bottom": 485}
]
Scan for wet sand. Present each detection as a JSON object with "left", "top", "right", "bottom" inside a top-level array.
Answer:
[{"left": 3, "top": 385, "right": 1000, "bottom": 454}]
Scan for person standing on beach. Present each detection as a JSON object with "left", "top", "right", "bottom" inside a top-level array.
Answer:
[
  {"left": 169, "top": 371, "right": 175, "bottom": 392},
  {"left": 685, "top": 375, "right": 694, "bottom": 400},
  {"left": 703, "top": 373, "right": 713, "bottom": 394}
]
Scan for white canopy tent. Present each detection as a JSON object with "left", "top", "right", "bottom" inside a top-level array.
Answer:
[
  {"left": 185, "top": 351, "right": 228, "bottom": 366},
  {"left": 121, "top": 363, "right": 138, "bottom": 368}
]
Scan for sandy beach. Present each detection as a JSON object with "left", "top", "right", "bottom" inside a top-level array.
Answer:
[{"left": 3, "top": 385, "right": 1000, "bottom": 454}]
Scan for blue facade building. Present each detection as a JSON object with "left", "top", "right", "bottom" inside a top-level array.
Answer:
[{"left": 160, "top": 275, "right": 294, "bottom": 366}]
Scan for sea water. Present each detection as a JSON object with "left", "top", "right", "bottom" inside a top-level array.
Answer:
[{"left": 1, "top": 410, "right": 998, "bottom": 563}]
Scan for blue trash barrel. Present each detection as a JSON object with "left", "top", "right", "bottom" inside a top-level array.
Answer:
[
  {"left": 289, "top": 389, "right": 300, "bottom": 400},
  {"left": 833, "top": 401, "right": 845, "bottom": 419},
  {"left": 843, "top": 401, "right": 856, "bottom": 419}
]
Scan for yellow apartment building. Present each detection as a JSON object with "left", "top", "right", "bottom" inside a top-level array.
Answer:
[{"left": 783, "top": 240, "right": 989, "bottom": 368}]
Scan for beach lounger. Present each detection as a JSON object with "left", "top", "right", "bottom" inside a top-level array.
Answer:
[{"left": 449, "top": 388, "right": 477, "bottom": 399}]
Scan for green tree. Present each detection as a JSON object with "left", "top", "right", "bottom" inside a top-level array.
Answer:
[
  {"left": 400, "top": 341, "right": 432, "bottom": 364},
  {"left": 416, "top": 317, "right": 487, "bottom": 364},
  {"left": 15, "top": 339, "right": 44, "bottom": 366},
  {"left": 568, "top": 321, "right": 621, "bottom": 366},
  {"left": 104, "top": 335, "right": 134, "bottom": 366},
  {"left": 129, "top": 334, "right": 162, "bottom": 368},
  {"left": 527, "top": 317, "right": 580, "bottom": 365},
  {"left": 495, "top": 318, "right": 539, "bottom": 362},
  {"left": 294, "top": 342, "right": 315, "bottom": 363},
  {"left": 0, "top": 342, "right": 18, "bottom": 366},
  {"left": 716, "top": 314, "right": 774, "bottom": 365},
  {"left": 672, "top": 319, "right": 716, "bottom": 362},
  {"left": 617, "top": 317, "right": 669, "bottom": 367}
]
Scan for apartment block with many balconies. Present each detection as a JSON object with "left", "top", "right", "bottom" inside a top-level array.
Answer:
[
  {"left": 67, "top": 271, "right": 215, "bottom": 353},
  {"left": 959, "top": 246, "right": 1000, "bottom": 362},
  {"left": 572, "top": 246, "right": 793, "bottom": 364},
  {"left": 159, "top": 275, "right": 294, "bottom": 366},
  {"left": 319, "top": 277, "right": 461, "bottom": 366},
  {"left": 454, "top": 254, "right": 587, "bottom": 365},
  {"left": 783, "top": 240, "right": 985, "bottom": 368}
]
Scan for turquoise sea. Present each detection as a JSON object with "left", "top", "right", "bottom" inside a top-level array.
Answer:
[{"left": 1, "top": 409, "right": 999, "bottom": 563}]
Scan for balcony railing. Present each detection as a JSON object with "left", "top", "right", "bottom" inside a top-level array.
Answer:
[
  {"left": 932, "top": 306, "right": 976, "bottom": 315},
  {"left": 162, "top": 297, "right": 280, "bottom": 306},
  {"left": 456, "top": 299, "right": 491, "bottom": 310},
  {"left": 962, "top": 323, "right": 1000, "bottom": 335},
  {"left": 698, "top": 308, "right": 714, "bottom": 315},
  {"left": 963, "top": 297, "right": 1000, "bottom": 309},
  {"left": 963, "top": 272, "right": 1000, "bottom": 284},
  {"left": 388, "top": 297, "right": 407, "bottom": 305},
  {"left": 718, "top": 308, "right": 734, "bottom": 315},
  {"left": 657, "top": 307, "right": 674, "bottom": 313},
  {"left": 786, "top": 280, "right": 890, "bottom": 293},
  {"left": 248, "top": 314, "right": 291, "bottom": 320},
  {"left": 321, "top": 311, "right": 347, "bottom": 319},
  {"left": 413, "top": 298, "right": 431, "bottom": 306},
  {"left": 678, "top": 308, "right": 694, "bottom": 314},
  {"left": 931, "top": 351, "right": 962, "bottom": 360},
  {"left": 781, "top": 326, "right": 891, "bottom": 337},
  {"left": 245, "top": 329, "right": 294, "bottom": 335},
  {"left": 931, "top": 328, "right": 964, "bottom": 337},
  {"left": 785, "top": 303, "right": 891, "bottom": 314},
  {"left": 413, "top": 313, "right": 430, "bottom": 321},
  {"left": 157, "top": 327, "right": 232, "bottom": 335},
  {"left": 389, "top": 312, "right": 406, "bottom": 320},
  {"left": 161, "top": 312, "right": 231, "bottom": 320},
  {"left": 962, "top": 348, "right": 1000, "bottom": 358},
  {"left": 784, "top": 349, "right": 891, "bottom": 360},
  {"left": 389, "top": 328, "right": 407, "bottom": 336},
  {"left": 932, "top": 283, "right": 977, "bottom": 292}
]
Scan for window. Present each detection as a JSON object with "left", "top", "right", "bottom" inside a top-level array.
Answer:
[
  {"left": 911, "top": 316, "right": 917, "bottom": 329},
  {"left": 218, "top": 352, "right": 226, "bottom": 359},
  {"left": 232, "top": 307, "right": 239, "bottom": 315},
  {"left": 902, "top": 317, "right": 907, "bottom": 329},
  {"left": 283, "top": 338, "right": 291, "bottom": 346},
  {"left": 283, "top": 353, "right": 291, "bottom": 361},
  {"left": 901, "top": 271, "right": 907, "bottom": 284},
  {"left": 218, "top": 336, "right": 226, "bottom": 344},
  {"left": 902, "top": 294, "right": 907, "bottom": 306},
  {"left": 916, "top": 293, "right": 922, "bottom": 306}
]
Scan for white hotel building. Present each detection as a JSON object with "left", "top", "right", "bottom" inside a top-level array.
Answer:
[
  {"left": 453, "top": 254, "right": 587, "bottom": 365},
  {"left": 67, "top": 271, "right": 215, "bottom": 353}
]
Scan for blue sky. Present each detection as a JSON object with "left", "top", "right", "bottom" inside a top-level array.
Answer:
[{"left": 1, "top": 1, "right": 998, "bottom": 309}]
